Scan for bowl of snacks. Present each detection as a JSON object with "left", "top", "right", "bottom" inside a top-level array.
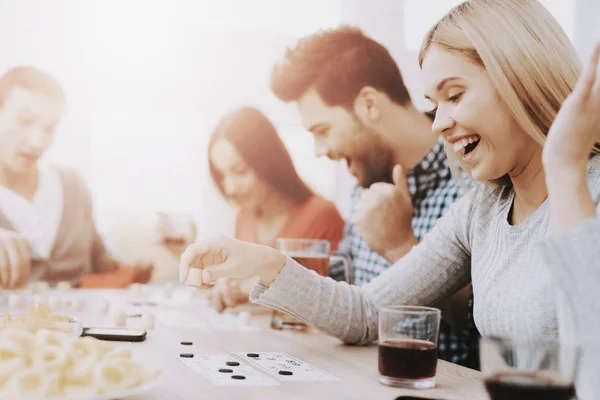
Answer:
[
  {"left": 0, "top": 327, "right": 161, "bottom": 399},
  {"left": 0, "top": 304, "right": 83, "bottom": 338}
]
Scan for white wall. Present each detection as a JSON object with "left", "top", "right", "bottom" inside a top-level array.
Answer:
[{"left": 574, "top": 0, "right": 600, "bottom": 60}]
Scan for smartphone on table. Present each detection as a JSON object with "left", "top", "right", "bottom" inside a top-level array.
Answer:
[{"left": 81, "top": 327, "right": 147, "bottom": 342}]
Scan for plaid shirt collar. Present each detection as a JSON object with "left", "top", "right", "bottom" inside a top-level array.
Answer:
[{"left": 405, "top": 138, "right": 451, "bottom": 206}]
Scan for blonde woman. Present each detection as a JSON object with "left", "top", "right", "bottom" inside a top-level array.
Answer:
[{"left": 179, "top": 1, "right": 600, "bottom": 397}]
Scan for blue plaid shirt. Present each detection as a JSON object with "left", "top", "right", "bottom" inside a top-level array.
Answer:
[{"left": 330, "top": 139, "right": 479, "bottom": 368}]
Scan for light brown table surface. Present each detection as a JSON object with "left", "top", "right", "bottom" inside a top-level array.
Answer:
[{"left": 34, "top": 288, "right": 489, "bottom": 400}]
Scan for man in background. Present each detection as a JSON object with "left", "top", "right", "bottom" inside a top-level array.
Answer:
[
  {"left": 269, "top": 27, "right": 477, "bottom": 368},
  {"left": 0, "top": 66, "right": 152, "bottom": 289}
]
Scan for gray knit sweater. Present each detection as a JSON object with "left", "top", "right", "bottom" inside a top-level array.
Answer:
[{"left": 251, "top": 162, "right": 600, "bottom": 399}]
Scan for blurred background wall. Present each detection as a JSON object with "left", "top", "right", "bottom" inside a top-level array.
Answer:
[{"left": 0, "top": 0, "right": 595, "bottom": 273}]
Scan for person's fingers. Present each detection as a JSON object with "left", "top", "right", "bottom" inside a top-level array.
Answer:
[
  {"left": 392, "top": 165, "right": 408, "bottom": 189},
  {"left": 179, "top": 236, "right": 231, "bottom": 282},
  {"left": 209, "top": 288, "right": 226, "bottom": 313},
  {"left": 185, "top": 267, "right": 204, "bottom": 287},
  {"left": 179, "top": 242, "right": 211, "bottom": 282},
  {"left": 593, "top": 43, "right": 600, "bottom": 99},
  {"left": 223, "top": 280, "right": 240, "bottom": 308},
  {"left": 351, "top": 208, "right": 365, "bottom": 225},
  {"left": 393, "top": 165, "right": 414, "bottom": 204},
  {"left": 14, "top": 238, "right": 30, "bottom": 288},
  {"left": 201, "top": 259, "right": 245, "bottom": 284},
  {"left": 368, "top": 182, "right": 391, "bottom": 194},
  {"left": 0, "top": 245, "right": 9, "bottom": 288},
  {"left": 5, "top": 240, "right": 21, "bottom": 288},
  {"left": 353, "top": 199, "right": 366, "bottom": 215},
  {"left": 355, "top": 196, "right": 378, "bottom": 216},
  {"left": 576, "top": 42, "right": 600, "bottom": 97},
  {"left": 360, "top": 190, "right": 376, "bottom": 203},
  {"left": 4, "top": 242, "right": 18, "bottom": 288}
]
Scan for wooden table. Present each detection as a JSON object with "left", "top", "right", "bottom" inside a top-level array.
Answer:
[{"left": 70, "top": 289, "right": 487, "bottom": 400}]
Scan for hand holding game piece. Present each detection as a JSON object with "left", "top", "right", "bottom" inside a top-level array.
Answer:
[
  {"left": 179, "top": 235, "right": 286, "bottom": 288},
  {"left": 185, "top": 268, "right": 203, "bottom": 287}
]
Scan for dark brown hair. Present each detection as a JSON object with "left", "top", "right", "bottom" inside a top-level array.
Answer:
[
  {"left": 271, "top": 26, "right": 411, "bottom": 108},
  {"left": 0, "top": 66, "right": 65, "bottom": 107},
  {"left": 208, "top": 107, "right": 313, "bottom": 204}
]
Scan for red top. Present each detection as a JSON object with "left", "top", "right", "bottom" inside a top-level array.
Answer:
[{"left": 235, "top": 195, "right": 344, "bottom": 251}]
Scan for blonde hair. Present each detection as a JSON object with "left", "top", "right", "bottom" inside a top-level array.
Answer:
[{"left": 419, "top": 0, "right": 599, "bottom": 170}]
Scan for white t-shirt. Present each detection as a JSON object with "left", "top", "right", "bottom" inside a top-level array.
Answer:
[{"left": 0, "top": 164, "right": 64, "bottom": 259}]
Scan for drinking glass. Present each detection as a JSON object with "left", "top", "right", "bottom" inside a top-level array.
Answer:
[{"left": 378, "top": 306, "right": 441, "bottom": 389}]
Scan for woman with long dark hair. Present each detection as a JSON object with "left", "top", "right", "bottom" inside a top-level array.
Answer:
[{"left": 207, "top": 106, "right": 344, "bottom": 310}]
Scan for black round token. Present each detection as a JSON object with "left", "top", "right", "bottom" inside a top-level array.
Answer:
[
  {"left": 219, "top": 368, "right": 233, "bottom": 373},
  {"left": 180, "top": 341, "right": 193, "bottom": 346},
  {"left": 246, "top": 353, "right": 259, "bottom": 358},
  {"left": 179, "top": 353, "right": 194, "bottom": 358},
  {"left": 226, "top": 361, "right": 240, "bottom": 366},
  {"left": 278, "top": 370, "right": 293, "bottom": 376},
  {"left": 231, "top": 375, "right": 246, "bottom": 380}
]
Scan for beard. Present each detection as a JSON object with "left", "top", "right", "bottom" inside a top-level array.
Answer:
[
  {"left": 353, "top": 149, "right": 394, "bottom": 187},
  {"left": 348, "top": 118, "right": 395, "bottom": 188}
]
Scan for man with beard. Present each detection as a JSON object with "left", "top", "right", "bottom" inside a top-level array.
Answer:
[{"left": 268, "top": 27, "right": 477, "bottom": 368}]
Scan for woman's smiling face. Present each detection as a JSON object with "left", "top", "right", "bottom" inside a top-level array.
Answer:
[{"left": 422, "top": 45, "right": 541, "bottom": 182}]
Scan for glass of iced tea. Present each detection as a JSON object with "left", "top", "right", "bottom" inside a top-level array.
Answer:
[
  {"left": 378, "top": 306, "right": 441, "bottom": 389},
  {"left": 480, "top": 336, "right": 579, "bottom": 400},
  {"left": 272, "top": 238, "right": 350, "bottom": 331}
]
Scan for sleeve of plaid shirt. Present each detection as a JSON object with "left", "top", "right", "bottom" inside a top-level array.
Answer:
[
  {"left": 329, "top": 187, "right": 362, "bottom": 282},
  {"left": 251, "top": 194, "right": 474, "bottom": 345}
]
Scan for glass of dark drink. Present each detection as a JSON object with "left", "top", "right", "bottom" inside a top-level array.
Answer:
[
  {"left": 273, "top": 239, "right": 350, "bottom": 331},
  {"left": 480, "top": 336, "right": 580, "bottom": 400},
  {"left": 378, "top": 306, "right": 441, "bottom": 389}
]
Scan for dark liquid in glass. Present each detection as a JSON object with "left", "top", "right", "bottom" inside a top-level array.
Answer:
[
  {"left": 485, "top": 371, "right": 576, "bottom": 400},
  {"left": 378, "top": 339, "right": 437, "bottom": 380}
]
